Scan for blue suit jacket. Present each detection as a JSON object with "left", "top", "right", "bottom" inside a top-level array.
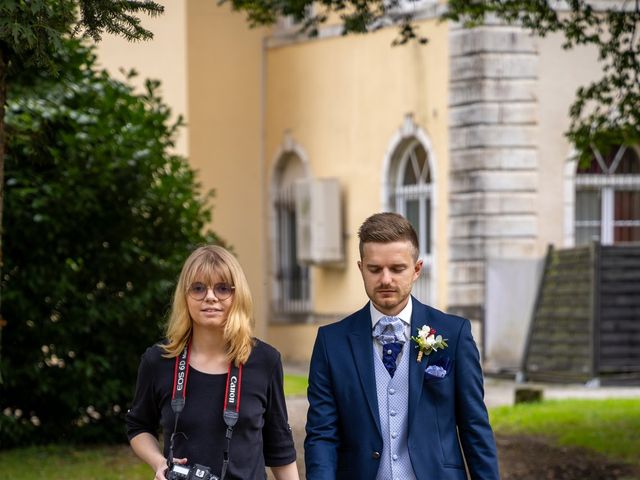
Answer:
[{"left": 304, "top": 297, "right": 499, "bottom": 480}]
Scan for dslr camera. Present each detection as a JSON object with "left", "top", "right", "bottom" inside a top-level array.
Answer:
[{"left": 166, "top": 463, "right": 220, "bottom": 480}]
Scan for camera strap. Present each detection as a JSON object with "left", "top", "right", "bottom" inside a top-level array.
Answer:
[
  {"left": 220, "top": 362, "right": 241, "bottom": 480},
  {"left": 169, "top": 341, "right": 243, "bottom": 480},
  {"left": 168, "top": 340, "right": 192, "bottom": 469}
]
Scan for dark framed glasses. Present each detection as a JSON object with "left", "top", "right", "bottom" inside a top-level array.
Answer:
[{"left": 187, "top": 282, "right": 235, "bottom": 301}]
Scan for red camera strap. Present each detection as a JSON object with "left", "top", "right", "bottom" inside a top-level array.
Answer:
[
  {"left": 171, "top": 340, "right": 192, "bottom": 413},
  {"left": 169, "top": 341, "right": 243, "bottom": 480}
]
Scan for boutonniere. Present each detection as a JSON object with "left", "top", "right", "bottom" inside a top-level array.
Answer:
[{"left": 411, "top": 325, "right": 448, "bottom": 362}]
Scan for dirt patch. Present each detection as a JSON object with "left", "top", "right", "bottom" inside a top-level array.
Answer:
[{"left": 496, "top": 434, "right": 640, "bottom": 480}]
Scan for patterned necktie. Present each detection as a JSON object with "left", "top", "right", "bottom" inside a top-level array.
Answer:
[{"left": 372, "top": 316, "right": 406, "bottom": 377}]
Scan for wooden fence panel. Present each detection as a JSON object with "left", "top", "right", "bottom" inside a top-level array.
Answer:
[{"left": 598, "top": 246, "right": 640, "bottom": 380}]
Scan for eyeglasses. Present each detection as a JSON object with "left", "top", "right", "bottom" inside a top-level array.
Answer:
[{"left": 187, "top": 282, "right": 235, "bottom": 301}]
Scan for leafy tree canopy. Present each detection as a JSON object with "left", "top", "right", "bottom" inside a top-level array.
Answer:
[
  {"left": 0, "top": 0, "right": 164, "bottom": 387},
  {"left": 0, "top": 0, "right": 163, "bottom": 70},
  {"left": 0, "top": 38, "right": 219, "bottom": 447},
  {"left": 224, "top": 0, "right": 640, "bottom": 162}
]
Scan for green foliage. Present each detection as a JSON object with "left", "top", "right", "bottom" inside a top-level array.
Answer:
[
  {"left": 490, "top": 398, "right": 640, "bottom": 465},
  {"left": 0, "top": 39, "right": 219, "bottom": 448},
  {"left": 224, "top": 0, "right": 427, "bottom": 44},
  {"left": 75, "top": 0, "right": 164, "bottom": 41},
  {"left": 0, "top": 0, "right": 75, "bottom": 71},
  {"left": 0, "top": 0, "right": 163, "bottom": 71}
]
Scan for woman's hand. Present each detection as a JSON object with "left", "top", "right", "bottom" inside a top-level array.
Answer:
[
  {"left": 130, "top": 433, "right": 188, "bottom": 480},
  {"left": 157, "top": 457, "right": 188, "bottom": 480}
]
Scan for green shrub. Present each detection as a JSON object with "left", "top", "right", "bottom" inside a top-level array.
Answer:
[{"left": 0, "top": 40, "right": 219, "bottom": 447}]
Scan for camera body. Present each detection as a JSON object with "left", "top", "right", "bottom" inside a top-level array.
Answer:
[{"left": 166, "top": 463, "right": 220, "bottom": 480}]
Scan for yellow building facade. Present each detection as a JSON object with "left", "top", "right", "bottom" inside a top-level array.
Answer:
[
  {"left": 97, "top": 1, "right": 626, "bottom": 371},
  {"left": 97, "top": 1, "right": 452, "bottom": 363}
]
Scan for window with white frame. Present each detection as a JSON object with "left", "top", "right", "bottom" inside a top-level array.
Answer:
[
  {"left": 390, "top": 138, "right": 433, "bottom": 303},
  {"left": 575, "top": 145, "right": 640, "bottom": 246},
  {"left": 272, "top": 153, "right": 311, "bottom": 315}
]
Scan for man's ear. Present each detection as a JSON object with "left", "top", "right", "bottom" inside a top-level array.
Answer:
[
  {"left": 357, "top": 260, "right": 363, "bottom": 273},
  {"left": 414, "top": 259, "right": 424, "bottom": 278}
]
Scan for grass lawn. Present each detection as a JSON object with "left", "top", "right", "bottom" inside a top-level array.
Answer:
[
  {"left": 490, "top": 398, "right": 640, "bottom": 465},
  {"left": 0, "top": 444, "right": 149, "bottom": 480},
  {"left": 284, "top": 373, "right": 308, "bottom": 397}
]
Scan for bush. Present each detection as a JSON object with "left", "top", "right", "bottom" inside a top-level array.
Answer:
[{"left": 0, "top": 40, "right": 220, "bottom": 447}]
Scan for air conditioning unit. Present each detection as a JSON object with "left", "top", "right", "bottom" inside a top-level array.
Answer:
[{"left": 294, "top": 178, "right": 344, "bottom": 265}]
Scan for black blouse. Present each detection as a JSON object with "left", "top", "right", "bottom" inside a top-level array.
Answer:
[{"left": 126, "top": 339, "right": 296, "bottom": 480}]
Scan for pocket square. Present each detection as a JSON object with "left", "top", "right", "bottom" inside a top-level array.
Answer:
[{"left": 424, "top": 356, "right": 451, "bottom": 379}]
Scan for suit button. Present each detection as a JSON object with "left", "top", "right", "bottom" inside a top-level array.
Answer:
[{"left": 372, "top": 451, "right": 381, "bottom": 459}]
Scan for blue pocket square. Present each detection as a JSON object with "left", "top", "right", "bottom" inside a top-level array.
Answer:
[{"left": 424, "top": 356, "right": 451, "bottom": 379}]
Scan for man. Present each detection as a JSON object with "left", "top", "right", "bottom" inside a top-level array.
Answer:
[{"left": 304, "top": 212, "right": 499, "bottom": 480}]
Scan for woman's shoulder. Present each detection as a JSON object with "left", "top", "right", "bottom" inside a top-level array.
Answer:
[
  {"left": 249, "top": 338, "right": 282, "bottom": 366},
  {"left": 139, "top": 341, "right": 173, "bottom": 366}
]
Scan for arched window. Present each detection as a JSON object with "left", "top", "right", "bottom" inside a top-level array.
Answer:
[
  {"left": 272, "top": 152, "right": 311, "bottom": 317},
  {"left": 388, "top": 137, "right": 434, "bottom": 304},
  {"left": 395, "top": 140, "right": 432, "bottom": 255},
  {"left": 575, "top": 145, "right": 640, "bottom": 245}
]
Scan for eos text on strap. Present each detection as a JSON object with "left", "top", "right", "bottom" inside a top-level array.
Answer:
[{"left": 166, "top": 341, "right": 243, "bottom": 480}]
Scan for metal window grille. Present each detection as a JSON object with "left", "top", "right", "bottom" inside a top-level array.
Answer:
[{"left": 274, "top": 186, "right": 311, "bottom": 314}]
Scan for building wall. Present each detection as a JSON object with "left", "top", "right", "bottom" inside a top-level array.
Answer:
[
  {"left": 96, "top": 1, "right": 271, "bottom": 339},
  {"left": 448, "top": 23, "right": 540, "bottom": 335},
  {"left": 263, "top": 19, "right": 450, "bottom": 360},
  {"left": 477, "top": 28, "right": 603, "bottom": 372},
  {"left": 535, "top": 32, "right": 601, "bottom": 251},
  {"left": 94, "top": 3, "right": 609, "bottom": 366},
  {"left": 95, "top": 0, "right": 189, "bottom": 156},
  {"left": 185, "top": 1, "right": 269, "bottom": 338}
]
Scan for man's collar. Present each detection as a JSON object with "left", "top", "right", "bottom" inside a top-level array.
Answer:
[{"left": 370, "top": 298, "right": 413, "bottom": 328}]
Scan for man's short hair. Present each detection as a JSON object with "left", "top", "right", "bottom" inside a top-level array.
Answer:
[{"left": 358, "top": 212, "right": 419, "bottom": 260}]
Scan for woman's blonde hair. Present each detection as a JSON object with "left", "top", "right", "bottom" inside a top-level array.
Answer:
[{"left": 162, "top": 245, "right": 255, "bottom": 365}]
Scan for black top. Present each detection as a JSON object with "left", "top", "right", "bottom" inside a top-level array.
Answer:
[{"left": 126, "top": 339, "right": 296, "bottom": 480}]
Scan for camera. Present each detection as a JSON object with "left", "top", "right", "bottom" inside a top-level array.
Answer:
[{"left": 166, "top": 463, "right": 220, "bottom": 480}]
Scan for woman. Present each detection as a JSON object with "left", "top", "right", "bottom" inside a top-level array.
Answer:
[{"left": 126, "top": 245, "right": 299, "bottom": 480}]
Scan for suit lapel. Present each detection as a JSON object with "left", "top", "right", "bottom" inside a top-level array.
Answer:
[
  {"left": 408, "top": 297, "right": 431, "bottom": 426},
  {"left": 348, "top": 306, "right": 382, "bottom": 436}
]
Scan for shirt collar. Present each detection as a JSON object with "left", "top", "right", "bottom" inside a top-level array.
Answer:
[{"left": 370, "top": 298, "right": 413, "bottom": 329}]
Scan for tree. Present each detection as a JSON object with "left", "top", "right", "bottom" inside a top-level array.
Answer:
[
  {"left": 0, "top": 0, "right": 164, "bottom": 381},
  {"left": 444, "top": 1, "right": 640, "bottom": 164},
  {"left": 0, "top": 39, "right": 218, "bottom": 447},
  {"left": 224, "top": 0, "right": 639, "bottom": 163}
]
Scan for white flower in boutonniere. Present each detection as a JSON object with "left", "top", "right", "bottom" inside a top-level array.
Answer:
[{"left": 411, "top": 325, "right": 448, "bottom": 362}]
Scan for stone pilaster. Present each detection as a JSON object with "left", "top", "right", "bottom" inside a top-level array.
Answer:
[{"left": 448, "top": 23, "right": 539, "bottom": 337}]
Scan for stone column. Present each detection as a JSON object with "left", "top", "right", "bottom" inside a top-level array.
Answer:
[{"left": 448, "top": 22, "right": 539, "bottom": 348}]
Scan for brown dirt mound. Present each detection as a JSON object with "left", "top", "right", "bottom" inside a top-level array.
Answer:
[{"left": 496, "top": 433, "right": 640, "bottom": 480}]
